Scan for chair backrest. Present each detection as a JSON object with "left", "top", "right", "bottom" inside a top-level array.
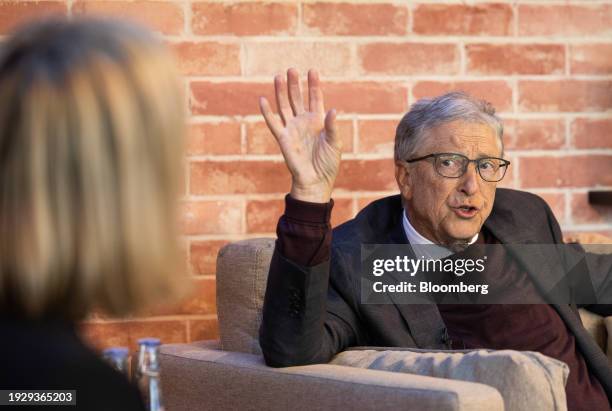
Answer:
[{"left": 215, "top": 238, "right": 275, "bottom": 355}]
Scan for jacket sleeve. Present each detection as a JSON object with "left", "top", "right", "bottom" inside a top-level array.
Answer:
[{"left": 259, "top": 243, "right": 364, "bottom": 367}]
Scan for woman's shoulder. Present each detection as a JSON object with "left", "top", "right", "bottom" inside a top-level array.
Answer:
[{"left": 0, "top": 319, "right": 145, "bottom": 411}]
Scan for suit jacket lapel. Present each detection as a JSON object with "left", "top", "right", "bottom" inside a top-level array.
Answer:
[
  {"left": 382, "top": 208, "right": 448, "bottom": 349},
  {"left": 484, "top": 207, "right": 571, "bottom": 304}
]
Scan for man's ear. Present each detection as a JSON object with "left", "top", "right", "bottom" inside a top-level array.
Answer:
[{"left": 395, "top": 162, "right": 413, "bottom": 201}]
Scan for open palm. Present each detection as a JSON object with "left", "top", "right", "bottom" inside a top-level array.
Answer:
[{"left": 259, "top": 68, "right": 341, "bottom": 203}]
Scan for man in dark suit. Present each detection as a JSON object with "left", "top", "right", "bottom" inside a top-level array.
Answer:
[{"left": 257, "top": 68, "right": 612, "bottom": 410}]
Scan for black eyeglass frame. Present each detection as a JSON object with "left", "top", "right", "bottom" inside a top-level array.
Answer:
[{"left": 404, "top": 152, "right": 511, "bottom": 182}]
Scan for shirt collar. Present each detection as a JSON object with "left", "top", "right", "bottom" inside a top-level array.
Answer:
[{"left": 402, "top": 208, "right": 478, "bottom": 258}]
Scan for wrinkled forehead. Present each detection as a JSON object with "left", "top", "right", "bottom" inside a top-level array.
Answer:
[{"left": 422, "top": 120, "right": 501, "bottom": 157}]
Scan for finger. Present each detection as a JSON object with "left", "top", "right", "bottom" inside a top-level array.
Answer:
[
  {"left": 308, "top": 69, "right": 325, "bottom": 114},
  {"left": 324, "top": 109, "right": 341, "bottom": 150},
  {"left": 287, "top": 68, "right": 305, "bottom": 116},
  {"left": 259, "top": 97, "right": 284, "bottom": 139},
  {"left": 274, "top": 75, "right": 293, "bottom": 125}
]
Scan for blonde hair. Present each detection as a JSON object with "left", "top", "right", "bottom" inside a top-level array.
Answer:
[{"left": 0, "top": 18, "right": 187, "bottom": 319}]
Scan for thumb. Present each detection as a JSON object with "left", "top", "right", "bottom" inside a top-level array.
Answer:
[{"left": 324, "top": 109, "right": 340, "bottom": 150}]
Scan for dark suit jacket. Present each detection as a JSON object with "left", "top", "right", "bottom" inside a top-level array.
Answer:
[
  {"left": 260, "top": 189, "right": 612, "bottom": 398},
  {"left": 259, "top": 188, "right": 612, "bottom": 403}
]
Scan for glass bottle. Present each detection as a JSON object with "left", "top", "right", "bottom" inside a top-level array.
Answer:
[
  {"left": 134, "top": 338, "right": 164, "bottom": 411},
  {"left": 102, "top": 347, "right": 130, "bottom": 377}
]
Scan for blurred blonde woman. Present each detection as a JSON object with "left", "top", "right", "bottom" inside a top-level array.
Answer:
[{"left": 0, "top": 18, "right": 187, "bottom": 410}]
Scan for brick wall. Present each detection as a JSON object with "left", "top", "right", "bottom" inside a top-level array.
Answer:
[{"left": 2, "top": 0, "right": 611, "bottom": 351}]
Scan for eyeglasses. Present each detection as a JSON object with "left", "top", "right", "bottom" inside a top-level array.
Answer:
[{"left": 404, "top": 152, "right": 511, "bottom": 182}]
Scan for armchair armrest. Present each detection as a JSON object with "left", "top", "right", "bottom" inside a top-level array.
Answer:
[
  {"left": 578, "top": 308, "right": 612, "bottom": 366},
  {"left": 604, "top": 317, "right": 612, "bottom": 366},
  {"left": 160, "top": 341, "right": 503, "bottom": 411},
  {"left": 579, "top": 308, "right": 607, "bottom": 351}
]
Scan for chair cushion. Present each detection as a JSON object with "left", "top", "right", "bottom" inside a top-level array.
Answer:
[
  {"left": 604, "top": 317, "right": 612, "bottom": 366},
  {"left": 216, "top": 238, "right": 275, "bottom": 354},
  {"left": 331, "top": 347, "right": 569, "bottom": 411},
  {"left": 579, "top": 308, "right": 606, "bottom": 352}
]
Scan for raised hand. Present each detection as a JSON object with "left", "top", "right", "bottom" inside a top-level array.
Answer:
[{"left": 259, "top": 68, "right": 341, "bottom": 203}]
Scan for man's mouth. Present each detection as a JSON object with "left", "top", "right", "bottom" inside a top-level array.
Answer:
[{"left": 452, "top": 205, "right": 479, "bottom": 219}]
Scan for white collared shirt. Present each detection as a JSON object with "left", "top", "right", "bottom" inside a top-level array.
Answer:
[{"left": 402, "top": 209, "right": 478, "bottom": 259}]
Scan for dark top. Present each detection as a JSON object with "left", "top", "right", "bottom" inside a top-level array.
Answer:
[
  {"left": 438, "top": 228, "right": 608, "bottom": 410},
  {"left": 0, "top": 317, "right": 145, "bottom": 411},
  {"left": 277, "top": 194, "right": 609, "bottom": 410}
]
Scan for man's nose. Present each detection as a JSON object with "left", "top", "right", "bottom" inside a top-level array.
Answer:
[{"left": 458, "top": 162, "right": 480, "bottom": 195}]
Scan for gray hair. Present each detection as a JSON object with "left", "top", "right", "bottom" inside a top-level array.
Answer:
[{"left": 394, "top": 92, "right": 504, "bottom": 162}]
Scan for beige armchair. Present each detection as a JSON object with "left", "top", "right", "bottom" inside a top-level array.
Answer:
[{"left": 160, "top": 238, "right": 612, "bottom": 411}]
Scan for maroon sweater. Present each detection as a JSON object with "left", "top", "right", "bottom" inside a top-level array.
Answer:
[{"left": 276, "top": 194, "right": 609, "bottom": 411}]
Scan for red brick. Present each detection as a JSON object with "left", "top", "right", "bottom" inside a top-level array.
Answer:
[
  {"left": 519, "top": 5, "right": 612, "bottom": 37},
  {"left": 571, "top": 193, "right": 612, "bottom": 225},
  {"left": 324, "top": 82, "right": 407, "bottom": 114},
  {"left": 191, "top": 81, "right": 406, "bottom": 116},
  {"left": 496, "top": 155, "right": 515, "bottom": 189},
  {"left": 503, "top": 119, "right": 565, "bottom": 150},
  {"left": 114, "top": 319, "right": 188, "bottom": 349},
  {"left": 413, "top": 81, "right": 512, "bottom": 113},
  {"left": 244, "top": 42, "right": 352, "bottom": 77},
  {"left": 331, "top": 198, "right": 354, "bottom": 227},
  {"left": 180, "top": 201, "right": 242, "bottom": 234},
  {"left": 246, "top": 197, "right": 353, "bottom": 232},
  {"left": 190, "top": 161, "right": 290, "bottom": 195},
  {"left": 337, "top": 121, "right": 354, "bottom": 153},
  {"left": 174, "top": 278, "right": 216, "bottom": 315},
  {"left": 357, "top": 196, "right": 386, "bottom": 211},
  {"left": 245, "top": 122, "right": 279, "bottom": 155},
  {"left": 520, "top": 155, "right": 612, "bottom": 188},
  {"left": 563, "top": 231, "right": 612, "bottom": 245},
  {"left": 571, "top": 118, "right": 612, "bottom": 149},
  {"left": 519, "top": 80, "right": 612, "bottom": 113},
  {"left": 190, "top": 82, "right": 273, "bottom": 116},
  {"left": 171, "top": 42, "right": 240, "bottom": 76},
  {"left": 570, "top": 44, "right": 612, "bottom": 75},
  {"left": 80, "top": 322, "right": 126, "bottom": 351},
  {"left": 189, "top": 318, "right": 219, "bottom": 342},
  {"left": 187, "top": 122, "right": 241, "bottom": 155},
  {"left": 358, "top": 120, "right": 397, "bottom": 154},
  {"left": 466, "top": 44, "right": 564, "bottom": 75},
  {"left": 245, "top": 120, "right": 353, "bottom": 155},
  {"left": 359, "top": 43, "right": 459, "bottom": 75},
  {"left": 336, "top": 159, "right": 396, "bottom": 192},
  {"left": 190, "top": 240, "right": 230, "bottom": 275},
  {"left": 147, "top": 277, "right": 216, "bottom": 316},
  {"left": 80, "top": 319, "right": 187, "bottom": 352},
  {"left": 537, "top": 192, "right": 566, "bottom": 224},
  {"left": 303, "top": 3, "right": 408, "bottom": 36},
  {"left": 413, "top": 4, "right": 513, "bottom": 36},
  {"left": 0, "top": 1, "right": 67, "bottom": 34},
  {"left": 246, "top": 199, "right": 283, "bottom": 233},
  {"left": 192, "top": 2, "right": 297, "bottom": 36},
  {"left": 72, "top": 1, "right": 183, "bottom": 35}
]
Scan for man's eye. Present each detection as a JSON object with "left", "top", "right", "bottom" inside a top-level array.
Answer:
[
  {"left": 440, "top": 159, "right": 458, "bottom": 168},
  {"left": 479, "top": 161, "right": 497, "bottom": 170}
]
